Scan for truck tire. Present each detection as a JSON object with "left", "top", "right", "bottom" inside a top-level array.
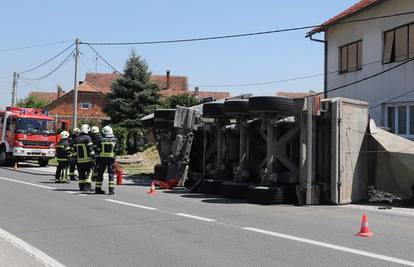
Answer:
[
  {"left": 224, "top": 99, "right": 250, "bottom": 115},
  {"left": 221, "top": 181, "right": 250, "bottom": 199},
  {"left": 203, "top": 102, "right": 225, "bottom": 118},
  {"left": 153, "top": 120, "right": 174, "bottom": 130},
  {"left": 38, "top": 158, "right": 49, "bottom": 167},
  {"left": 247, "top": 185, "right": 291, "bottom": 204},
  {"left": 0, "top": 146, "right": 13, "bottom": 167},
  {"left": 249, "top": 96, "right": 295, "bottom": 114},
  {"left": 154, "top": 164, "right": 169, "bottom": 181},
  {"left": 154, "top": 109, "right": 176, "bottom": 120},
  {"left": 198, "top": 179, "right": 223, "bottom": 195}
]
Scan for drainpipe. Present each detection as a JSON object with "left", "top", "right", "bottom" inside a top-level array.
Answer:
[{"left": 309, "top": 35, "right": 328, "bottom": 98}]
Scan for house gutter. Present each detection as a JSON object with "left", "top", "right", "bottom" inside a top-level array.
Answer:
[{"left": 308, "top": 34, "right": 328, "bottom": 98}]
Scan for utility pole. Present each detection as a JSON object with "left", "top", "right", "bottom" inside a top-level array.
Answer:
[
  {"left": 11, "top": 72, "right": 18, "bottom": 107},
  {"left": 72, "top": 38, "right": 80, "bottom": 128}
]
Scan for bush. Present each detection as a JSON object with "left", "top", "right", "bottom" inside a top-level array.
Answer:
[{"left": 112, "top": 126, "right": 128, "bottom": 155}]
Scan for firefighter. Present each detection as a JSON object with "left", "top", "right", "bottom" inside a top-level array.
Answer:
[
  {"left": 74, "top": 124, "right": 95, "bottom": 191},
  {"left": 95, "top": 125, "right": 118, "bottom": 195},
  {"left": 55, "top": 131, "right": 72, "bottom": 183},
  {"left": 90, "top": 126, "right": 101, "bottom": 182},
  {"left": 69, "top": 128, "right": 80, "bottom": 181}
]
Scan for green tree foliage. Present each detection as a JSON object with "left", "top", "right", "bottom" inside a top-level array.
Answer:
[
  {"left": 161, "top": 93, "right": 199, "bottom": 108},
  {"left": 104, "top": 50, "right": 161, "bottom": 128},
  {"left": 16, "top": 95, "right": 49, "bottom": 109}
]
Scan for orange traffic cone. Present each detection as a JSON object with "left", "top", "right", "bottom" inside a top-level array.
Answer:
[
  {"left": 147, "top": 181, "right": 157, "bottom": 195},
  {"left": 355, "top": 214, "right": 373, "bottom": 237}
]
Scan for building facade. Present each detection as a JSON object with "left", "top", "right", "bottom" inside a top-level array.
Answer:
[{"left": 308, "top": 0, "right": 414, "bottom": 138}]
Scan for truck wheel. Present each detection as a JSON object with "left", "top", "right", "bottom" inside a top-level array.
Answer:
[
  {"left": 224, "top": 99, "right": 250, "bottom": 115},
  {"left": 0, "top": 146, "right": 13, "bottom": 167},
  {"left": 38, "top": 158, "right": 49, "bottom": 167},
  {"left": 247, "top": 185, "right": 291, "bottom": 204},
  {"left": 154, "top": 164, "right": 169, "bottom": 181},
  {"left": 203, "top": 102, "right": 225, "bottom": 118},
  {"left": 249, "top": 96, "right": 295, "bottom": 114},
  {"left": 198, "top": 179, "right": 223, "bottom": 195},
  {"left": 154, "top": 109, "right": 176, "bottom": 120},
  {"left": 221, "top": 181, "right": 251, "bottom": 199}
]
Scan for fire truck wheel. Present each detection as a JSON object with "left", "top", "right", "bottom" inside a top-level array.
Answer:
[
  {"left": 0, "top": 146, "right": 14, "bottom": 167},
  {"left": 153, "top": 120, "right": 174, "bottom": 130},
  {"left": 249, "top": 96, "right": 295, "bottom": 115},
  {"left": 221, "top": 181, "right": 251, "bottom": 199},
  {"left": 203, "top": 102, "right": 225, "bottom": 118},
  {"left": 38, "top": 158, "right": 49, "bottom": 167},
  {"left": 198, "top": 179, "right": 223, "bottom": 195},
  {"left": 224, "top": 99, "right": 250, "bottom": 115},
  {"left": 154, "top": 109, "right": 176, "bottom": 120},
  {"left": 246, "top": 185, "right": 291, "bottom": 204}
]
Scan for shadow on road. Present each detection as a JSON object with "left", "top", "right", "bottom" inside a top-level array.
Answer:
[
  {"left": 0, "top": 167, "right": 54, "bottom": 177},
  {"left": 201, "top": 198, "right": 247, "bottom": 204}
]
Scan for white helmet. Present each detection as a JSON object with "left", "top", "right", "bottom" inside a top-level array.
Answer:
[
  {"left": 102, "top": 125, "right": 114, "bottom": 137},
  {"left": 80, "top": 124, "right": 90, "bottom": 134},
  {"left": 91, "top": 126, "right": 100, "bottom": 134},
  {"left": 60, "top": 131, "right": 69, "bottom": 139},
  {"left": 72, "top": 127, "right": 80, "bottom": 134}
]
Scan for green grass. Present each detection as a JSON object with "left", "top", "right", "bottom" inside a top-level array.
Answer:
[{"left": 120, "top": 163, "right": 154, "bottom": 175}]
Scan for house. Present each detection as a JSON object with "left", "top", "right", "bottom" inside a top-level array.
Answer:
[
  {"left": 43, "top": 71, "right": 230, "bottom": 124},
  {"left": 307, "top": 0, "right": 414, "bottom": 138},
  {"left": 29, "top": 86, "right": 65, "bottom": 104}
]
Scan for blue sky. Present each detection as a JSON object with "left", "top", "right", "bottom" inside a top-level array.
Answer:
[{"left": 0, "top": 0, "right": 359, "bottom": 107}]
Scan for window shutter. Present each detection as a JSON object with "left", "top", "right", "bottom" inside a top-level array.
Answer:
[
  {"left": 348, "top": 42, "right": 358, "bottom": 72},
  {"left": 340, "top": 46, "right": 348, "bottom": 73},
  {"left": 395, "top": 26, "right": 408, "bottom": 61},
  {"left": 383, "top": 30, "right": 394, "bottom": 63},
  {"left": 409, "top": 24, "right": 414, "bottom": 58},
  {"left": 357, "top": 41, "right": 362, "bottom": 69}
]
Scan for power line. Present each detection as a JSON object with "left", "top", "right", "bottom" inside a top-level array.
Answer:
[
  {"left": 18, "top": 42, "right": 75, "bottom": 74},
  {"left": 86, "top": 44, "right": 121, "bottom": 74},
  {"left": 0, "top": 40, "right": 73, "bottom": 52},
  {"left": 20, "top": 48, "right": 75, "bottom": 81},
  {"left": 82, "top": 10, "right": 414, "bottom": 46}
]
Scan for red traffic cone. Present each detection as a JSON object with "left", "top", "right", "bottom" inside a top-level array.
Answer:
[
  {"left": 115, "top": 163, "right": 123, "bottom": 185},
  {"left": 355, "top": 214, "right": 373, "bottom": 237},
  {"left": 147, "top": 181, "right": 157, "bottom": 195}
]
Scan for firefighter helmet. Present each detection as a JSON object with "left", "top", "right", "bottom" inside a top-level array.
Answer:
[
  {"left": 102, "top": 125, "right": 114, "bottom": 137},
  {"left": 80, "top": 124, "right": 90, "bottom": 134},
  {"left": 60, "top": 131, "right": 69, "bottom": 139},
  {"left": 91, "top": 126, "right": 100, "bottom": 134},
  {"left": 72, "top": 127, "right": 80, "bottom": 134}
]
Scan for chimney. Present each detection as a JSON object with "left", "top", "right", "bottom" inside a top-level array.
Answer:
[
  {"left": 57, "top": 85, "right": 63, "bottom": 98},
  {"left": 194, "top": 87, "right": 199, "bottom": 96},
  {"left": 166, "top": 70, "right": 171, "bottom": 90}
]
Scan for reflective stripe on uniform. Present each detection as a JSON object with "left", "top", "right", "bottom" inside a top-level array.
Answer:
[
  {"left": 57, "top": 158, "right": 69, "bottom": 162},
  {"left": 100, "top": 141, "right": 116, "bottom": 158}
]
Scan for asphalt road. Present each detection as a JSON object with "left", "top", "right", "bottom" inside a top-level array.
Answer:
[{"left": 0, "top": 165, "right": 413, "bottom": 267}]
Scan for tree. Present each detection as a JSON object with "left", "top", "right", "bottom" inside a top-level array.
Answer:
[
  {"left": 104, "top": 50, "right": 161, "bottom": 128},
  {"left": 161, "top": 93, "right": 199, "bottom": 109},
  {"left": 16, "top": 95, "right": 49, "bottom": 109}
]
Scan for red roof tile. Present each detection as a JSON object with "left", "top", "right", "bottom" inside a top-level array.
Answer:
[
  {"left": 276, "top": 91, "right": 323, "bottom": 99},
  {"left": 29, "top": 92, "right": 60, "bottom": 103},
  {"left": 307, "top": 0, "right": 384, "bottom": 36}
]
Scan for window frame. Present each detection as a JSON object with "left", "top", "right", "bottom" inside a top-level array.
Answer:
[
  {"left": 385, "top": 103, "right": 414, "bottom": 138},
  {"left": 383, "top": 22, "right": 414, "bottom": 64},
  {"left": 339, "top": 40, "right": 363, "bottom": 74},
  {"left": 80, "top": 102, "right": 92, "bottom": 110}
]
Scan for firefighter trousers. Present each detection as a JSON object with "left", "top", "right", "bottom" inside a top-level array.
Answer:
[
  {"left": 69, "top": 158, "right": 77, "bottom": 180},
  {"left": 55, "top": 161, "right": 70, "bottom": 182},
  {"left": 96, "top": 157, "right": 115, "bottom": 193},
  {"left": 77, "top": 162, "right": 93, "bottom": 191}
]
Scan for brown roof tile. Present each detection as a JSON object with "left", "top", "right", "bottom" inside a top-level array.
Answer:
[{"left": 29, "top": 92, "right": 59, "bottom": 103}]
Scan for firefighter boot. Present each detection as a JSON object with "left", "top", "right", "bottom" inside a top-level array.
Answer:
[
  {"left": 95, "top": 188, "right": 105, "bottom": 194},
  {"left": 108, "top": 188, "right": 115, "bottom": 195}
]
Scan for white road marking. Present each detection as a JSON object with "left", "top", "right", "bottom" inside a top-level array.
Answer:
[
  {"left": 105, "top": 199, "right": 157, "bottom": 210},
  {"left": 243, "top": 227, "right": 414, "bottom": 266},
  {"left": 0, "top": 176, "right": 56, "bottom": 190},
  {"left": 175, "top": 213, "right": 215, "bottom": 222},
  {"left": 0, "top": 227, "right": 65, "bottom": 267}
]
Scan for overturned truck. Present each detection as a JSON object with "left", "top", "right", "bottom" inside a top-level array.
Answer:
[{"left": 143, "top": 96, "right": 414, "bottom": 205}]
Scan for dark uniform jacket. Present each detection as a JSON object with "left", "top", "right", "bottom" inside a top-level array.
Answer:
[
  {"left": 97, "top": 136, "right": 119, "bottom": 158},
  {"left": 74, "top": 133, "right": 95, "bottom": 163},
  {"left": 56, "top": 139, "right": 72, "bottom": 161}
]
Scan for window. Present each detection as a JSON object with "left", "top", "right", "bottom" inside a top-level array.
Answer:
[
  {"left": 386, "top": 104, "right": 414, "bottom": 137},
  {"left": 80, "top": 102, "right": 92, "bottom": 110},
  {"left": 383, "top": 23, "right": 414, "bottom": 64},
  {"left": 339, "top": 40, "right": 362, "bottom": 73}
]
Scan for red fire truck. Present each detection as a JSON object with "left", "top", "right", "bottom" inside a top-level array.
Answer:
[{"left": 0, "top": 107, "right": 67, "bottom": 167}]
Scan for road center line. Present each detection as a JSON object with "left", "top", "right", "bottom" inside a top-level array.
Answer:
[
  {"left": 105, "top": 199, "right": 157, "bottom": 210},
  {"left": 0, "top": 176, "right": 56, "bottom": 190},
  {"left": 243, "top": 227, "right": 414, "bottom": 266},
  {"left": 175, "top": 213, "right": 215, "bottom": 222},
  {"left": 0, "top": 227, "right": 65, "bottom": 267}
]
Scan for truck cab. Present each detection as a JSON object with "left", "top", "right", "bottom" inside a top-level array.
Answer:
[{"left": 0, "top": 107, "right": 57, "bottom": 167}]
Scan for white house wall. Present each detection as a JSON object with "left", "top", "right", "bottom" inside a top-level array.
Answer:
[{"left": 326, "top": 0, "right": 414, "bottom": 126}]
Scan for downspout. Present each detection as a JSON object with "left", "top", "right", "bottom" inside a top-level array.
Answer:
[{"left": 309, "top": 34, "right": 328, "bottom": 98}]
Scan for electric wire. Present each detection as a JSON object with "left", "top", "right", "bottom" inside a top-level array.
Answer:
[
  {"left": 0, "top": 40, "right": 73, "bottom": 52},
  {"left": 20, "top": 48, "right": 75, "bottom": 81},
  {"left": 86, "top": 44, "right": 121, "bottom": 74},
  {"left": 82, "top": 10, "right": 414, "bottom": 46},
  {"left": 18, "top": 42, "right": 75, "bottom": 74}
]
